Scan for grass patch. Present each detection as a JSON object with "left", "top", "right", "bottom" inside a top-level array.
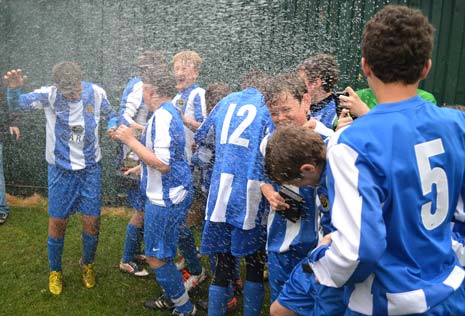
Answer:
[{"left": 0, "top": 197, "right": 270, "bottom": 315}]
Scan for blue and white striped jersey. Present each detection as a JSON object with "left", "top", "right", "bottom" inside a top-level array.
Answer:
[
  {"left": 310, "top": 95, "right": 337, "bottom": 129},
  {"left": 310, "top": 97, "right": 465, "bottom": 315},
  {"left": 172, "top": 84, "right": 206, "bottom": 164},
  {"left": 140, "top": 101, "right": 191, "bottom": 207},
  {"left": 8, "top": 82, "right": 117, "bottom": 170},
  {"left": 195, "top": 87, "right": 273, "bottom": 230},
  {"left": 119, "top": 77, "right": 151, "bottom": 127}
]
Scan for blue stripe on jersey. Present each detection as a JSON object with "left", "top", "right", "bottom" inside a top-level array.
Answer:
[
  {"left": 310, "top": 97, "right": 465, "bottom": 315},
  {"left": 141, "top": 101, "right": 191, "bottom": 207},
  {"left": 193, "top": 92, "right": 203, "bottom": 122},
  {"left": 195, "top": 87, "right": 274, "bottom": 230},
  {"left": 311, "top": 98, "right": 336, "bottom": 129},
  {"left": 81, "top": 82, "right": 98, "bottom": 167}
]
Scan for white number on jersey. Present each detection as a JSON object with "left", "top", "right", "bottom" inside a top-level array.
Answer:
[
  {"left": 414, "top": 139, "right": 449, "bottom": 230},
  {"left": 220, "top": 103, "right": 257, "bottom": 147}
]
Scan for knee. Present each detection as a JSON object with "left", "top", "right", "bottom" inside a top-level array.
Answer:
[
  {"left": 146, "top": 256, "right": 166, "bottom": 270},
  {"left": 130, "top": 211, "right": 144, "bottom": 227}
]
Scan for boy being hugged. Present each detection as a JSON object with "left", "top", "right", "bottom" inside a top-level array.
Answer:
[
  {"left": 114, "top": 66, "right": 196, "bottom": 316},
  {"left": 4, "top": 62, "right": 118, "bottom": 295}
]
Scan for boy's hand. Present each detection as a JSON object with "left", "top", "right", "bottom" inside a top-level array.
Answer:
[
  {"left": 338, "top": 86, "right": 370, "bottom": 117},
  {"left": 261, "top": 184, "right": 290, "bottom": 210},
  {"left": 106, "top": 127, "right": 117, "bottom": 139},
  {"left": 124, "top": 164, "right": 141, "bottom": 177},
  {"left": 336, "top": 109, "right": 353, "bottom": 130},
  {"left": 9, "top": 127, "right": 20, "bottom": 140},
  {"left": 113, "top": 124, "right": 135, "bottom": 144},
  {"left": 4, "top": 69, "right": 27, "bottom": 89}
]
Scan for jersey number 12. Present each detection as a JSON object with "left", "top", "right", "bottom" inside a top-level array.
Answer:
[{"left": 220, "top": 103, "right": 257, "bottom": 147}]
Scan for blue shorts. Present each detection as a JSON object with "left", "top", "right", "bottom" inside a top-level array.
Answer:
[
  {"left": 144, "top": 191, "right": 193, "bottom": 260},
  {"left": 48, "top": 164, "right": 101, "bottom": 218},
  {"left": 268, "top": 250, "right": 307, "bottom": 302},
  {"left": 200, "top": 221, "right": 266, "bottom": 257},
  {"left": 127, "top": 187, "right": 145, "bottom": 211},
  {"left": 278, "top": 259, "right": 345, "bottom": 316}
]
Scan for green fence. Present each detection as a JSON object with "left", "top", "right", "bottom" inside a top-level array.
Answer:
[{"left": 1, "top": 0, "right": 464, "bottom": 202}]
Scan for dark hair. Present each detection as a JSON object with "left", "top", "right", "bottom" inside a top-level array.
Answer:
[
  {"left": 297, "top": 54, "right": 339, "bottom": 92},
  {"left": 264, "top": 73, "right": 307, "bottom": 111},
  {"left": 240, "top": 69, "right": 269, "bottom": 92},
  {"left": 265, "top": 124, "right": 326, "bottom": 184},
  {"left": 445, "top": 104, "right": 465, "bottom": 112},
  {"left": 52, "top": 62, "right": 83, "bottom": 92},
  {"left": 362, "top": 5, "right": 434, "bottom": 84},
  {"left": 205, "top": 82, "right": 231, "bottom": 114},
  {"left": 141, "top": 68, "right": 177, "bottom": 99}
]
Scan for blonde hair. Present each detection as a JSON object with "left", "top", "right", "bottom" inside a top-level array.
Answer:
[{"left": 172, "top": 51, "right": 202, "bottom": 71}]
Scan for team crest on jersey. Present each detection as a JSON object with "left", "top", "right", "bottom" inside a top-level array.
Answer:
[
  {"left": 86, "top": 105, "right": 94, "bottom": 113},
  {"left": 319, "top": 194, "right": 330, "bottom": 211},
  {"left": 178, "top": 99, "right": 185, "bottom": 107}
]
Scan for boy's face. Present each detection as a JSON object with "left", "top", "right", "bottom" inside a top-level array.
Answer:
[
  {"left": 298, "top": 70, "right": 319, "bottom": 103},
  {"left": 269, "top": 91, "right": 309, "bottom": 126},
  {"left": 173, "top": 60, "right": 199, "bottom": 91},
  {"left": 61, "top": 83, "right": 82, "bottom": 101},
  {"left": 143, "top": 84, "right": 162, "bottom": 112}
]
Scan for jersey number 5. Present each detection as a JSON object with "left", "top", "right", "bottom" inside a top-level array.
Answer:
[
  {"left": 220, "top": 103, "right": 257, "bottom": 147},
  {"left": 414, "top": 139, "right": 449, "bottom": 230}
]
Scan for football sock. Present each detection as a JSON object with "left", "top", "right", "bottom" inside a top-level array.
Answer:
[
  {"left": 244, "top": 281, "right": 264, "bottom": 316},
  {"left": 122, "top": 223, "right": 138, "bottom": 262},
  {"left": 82, "top": 232, "right": 98, "bottom": 265},
  {"left": 153, "top": 261, "right": 193, "bottom": 313},
  {"left": 48, "top": 236, "right": 64, "bottom": 272},
  {"left": 208, "top": 284, "right": 228, "bottom": 316},
  {"left": 178, "top": 225, "right": 202, "bottom": 275}
]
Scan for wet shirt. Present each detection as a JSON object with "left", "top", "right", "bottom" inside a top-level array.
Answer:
[
  {"left": 119, "top": 77, "right": 151, "bottom": 127},
  {"left": 172, "top": 84, "right": 206, "bottom": 164},
  {"left": 310, "top": 97, "right": 465, "bottom": 315},
  {"left": 195, "top": 87, "right": 273, "bottom": 230},
  {"left": 8, "top": 82, "right": 117, "bottom": 170},
  {"left": 140, "top": 101, "right": 191, "bottom": 207},
  {"left": 309, "top": 94, "right": 338, "bottom": 130}
]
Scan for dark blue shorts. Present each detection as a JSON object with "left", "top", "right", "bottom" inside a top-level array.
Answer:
[
  {"left": 48, "top": 164, "right": 101, "bottom": 218},
  {"left": 200, "top": 221, "right": 266, "bottom": 257}
]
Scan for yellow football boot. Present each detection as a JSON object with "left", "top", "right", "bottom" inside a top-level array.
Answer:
[
  {"left": 49, "top": 271, "right": 63, "bottom": 295},
  {"left": 80, "top": 260, "right": 96, "bottom": 289}
]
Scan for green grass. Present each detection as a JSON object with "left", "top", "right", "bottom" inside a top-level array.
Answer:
[{"left": 0, "top": 205, "right": 270, "bottom": 315}]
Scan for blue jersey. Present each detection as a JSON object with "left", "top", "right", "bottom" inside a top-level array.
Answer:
[
  {"left": 8, "top": 82, "right": 117, "bottom": 170},
  {"left": 310, "top": 94, "right": 337, "bottom": 129},
  {"left": 172, "top": 84, "right": 206, "bottom": 165},
  {"left": 195, "top": 87, "right": 273, "bottom": 230},
  {"left": 140, "top": 101, "right": 191, "bottom": 207},
  {"left": 119, "top": 77, "right": 150, "bottom": 127},
  {"left": 310, "top": 97, "right": 465, "bottom": 315}
]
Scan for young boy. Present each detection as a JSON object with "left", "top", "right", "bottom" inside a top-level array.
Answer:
[
  {"left": 309, "top": 5, "right": 465, "bottom": 315},
  {"left": 170, "top": 50, "right": 207, "bottom": 292},
  {"left": 116, "top": 51, "right": 168, "bottom": 278},
  {"left": 4, "top": 62, "right": 118, "bottom": 295},
  {"left": 195, "top": 70, "right": 273, "bottom": 316},
  {"left": 297, "top": 53, "right": 341, "bottom": 130},
  {"left": 113, "top": 66, "right": 197, "bottom": 316}
]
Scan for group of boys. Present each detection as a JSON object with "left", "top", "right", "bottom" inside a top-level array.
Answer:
[{"left": 3, "top": 4, "right": 465, "bottom": 316}]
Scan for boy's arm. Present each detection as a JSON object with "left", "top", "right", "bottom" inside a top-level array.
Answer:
[
  {"left": 309, "top": 142, "right": 387, "bottom": 288},
  {"left": 5, "top": 70, "right": 51, "bottom": 111},
  {"left": 452, "top": 231, "right": 465, "bottom": 267},
  {"left": 190, "top": 90, "right": 206, "bottom": 130},
  {"left": 119, "top": 80, "right": 144, "bottom": 127},
  {"left": 113, "top": 124, "right": 169, "bottom": 173},
  {"left": 97, "top": 86, "right": 118, "bottom": 130}
]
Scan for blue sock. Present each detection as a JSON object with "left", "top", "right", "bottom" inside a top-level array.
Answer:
[
  {"left": 82, "top": 232, "right": 99, "bottom": 265},
  {"left": 244, "top": 281, "right": 264, "bottom": 316},
  {"left": 233, "top": 256, "right": 241, "bottom": 281},
  {"left": 48, "top": 236, "right": 64, "bottom": 272},
  {"left": 153, "top": 261, "right": 193, "bottom": 313},
  {"left": 122, "top": 223, "right": 138, "bottom": 262},
  {"left": 178, "top": 225, "right": 202, "bottom": 275},
  {"left": 208, "top": 284, "right": 228, "bottom": 316}
]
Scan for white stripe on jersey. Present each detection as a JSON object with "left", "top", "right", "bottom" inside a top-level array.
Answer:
[
  {"left": 67, "top": 99, "right": 86, "bottom": 169},
  {"left": 454, "top": 194, "right": 465, "bottom": 222},
  {"left": 452, "top": 238, "right": 465, "bottom": 266},
  {"left": 92, "top": 85, "right": 104, "bottom": 163},
  {"left": 153, "top": 110, "right": 172, "bottom": 165},
  {"left": 242, "top": 179, "right": 263, "bottom": 230},
  {"left": 123, "top": 80, "right": 144, "bottom": 126},
  {"left": 145, "top": 117, "right": 165, "bottom": 206},
  {"left": 45, "top": 106, "right": 57, "bottom": 165},
  {"left": 210, "top": 173, "right": 234, "bottom": 223},
  {"left": 312, "top": 143, "right": 362, "bottom": 288},
  {"left": 347, "top": 274, "right": 374, "bottom": 315}
]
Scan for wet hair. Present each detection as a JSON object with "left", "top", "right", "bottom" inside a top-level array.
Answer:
[
  {"left": 362, "top": 5, "right": 434, "bottom": 84},
  {"left": 137, "top": 51, "right": 167, "bottom": 71},
  {"left": 445, "top": 104, "right": 465, "bottom": 112},
  {"left": 263, "top": 73, "right": 307, "bottom": 111},
  {"left": 297, "top": 53, "right": 339, "bottom": 92},
  {"left": 205, "top": 82, "right": 232, "bottom": 114},
  {"left": 52, "top": 62, "right": 83, "bottom": 93},
  {"left": 172, "top": 50, "right": 202, "bottom": 71},
  {"left": 141, "top": 68, "right": 177, "bottom": 99},
  {"left": 240, "top": 69, "right": 269, "bottom": 92},
  {"left": 265, "top": 124, "right": 326, "bottom": 184}
]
